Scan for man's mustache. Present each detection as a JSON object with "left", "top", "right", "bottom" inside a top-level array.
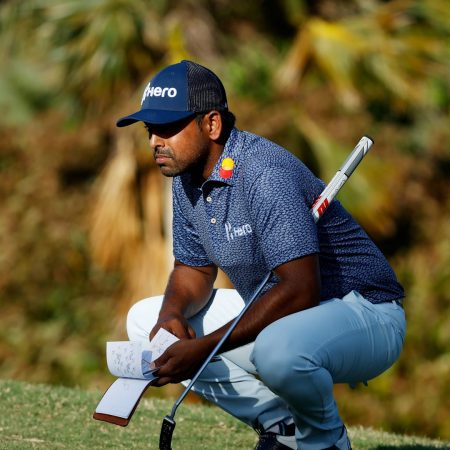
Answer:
[{"left": 154, "top": 148, "right": 174, "bottom": 159}]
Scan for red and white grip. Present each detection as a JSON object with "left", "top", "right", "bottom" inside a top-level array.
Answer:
[{"left": 311, "top": 136, "right": 374, "bottom": 223}]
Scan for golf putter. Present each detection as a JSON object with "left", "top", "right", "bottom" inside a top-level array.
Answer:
[
  {"left": 159, "top": 135, "right": 374, "bottom": 450},
  {"left": 159, "top": 270, "right": 272, "bottom": 450}
]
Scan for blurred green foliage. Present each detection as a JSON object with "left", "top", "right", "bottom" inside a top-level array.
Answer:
[{"left": 0, "top": 0, "right": 449, "bottom": 440}]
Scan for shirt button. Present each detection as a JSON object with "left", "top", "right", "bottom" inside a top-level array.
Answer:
[
  {"left": 206, "top": 196, "right": 212, "bottom": 203},
  {"left": 210, "top": 218, "right": 217, "bottom": 224}
]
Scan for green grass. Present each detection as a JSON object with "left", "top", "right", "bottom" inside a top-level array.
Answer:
[{"left": 0, "top": 379, "right": 449, "bottom": 450}]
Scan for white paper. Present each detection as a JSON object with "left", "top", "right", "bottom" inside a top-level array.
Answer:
[
  {"left": 148, "top": 327, "right": 179, "bottom": 361},
  {"left": 106, "top": 341, "right": 150, "bottom": 379},
  {"left": 95, "top": 378, "right": 153, "bottom": 419},
  {"left": 95, "top": 329, "right": 180, "bottom": 419},
  {"left": 106, "top": 328, "right": 179, "bottom": 380}
]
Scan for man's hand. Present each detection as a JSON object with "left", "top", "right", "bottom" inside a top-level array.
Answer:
[
  {"left": 150, "top": 313, "right": 196, "bottom": 340},
  {"left": 151, "top": 337, "right": 214, "bottom": 386}
]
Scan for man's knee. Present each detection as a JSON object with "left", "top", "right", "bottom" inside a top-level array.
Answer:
[
  {"left": 251, "top": 324, "right": 299, "bottom": 392},
  {"left": 251, "top": 321, "right": 324, "bottom": 396},
  {"left": 126, "top": 295, "right": 163, "bottom": 340}
]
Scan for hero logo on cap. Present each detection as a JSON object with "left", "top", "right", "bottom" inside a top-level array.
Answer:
[
  {"left": 116, "top": 60, "right": 228, "bottom": 127},
  {"left": 141, "top": 84, "right": 178, "bottom": 105}
]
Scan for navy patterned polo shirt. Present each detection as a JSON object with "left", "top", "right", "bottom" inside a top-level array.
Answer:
[{"left": 172, "top": 128, "right": 404, "bottom": 304}]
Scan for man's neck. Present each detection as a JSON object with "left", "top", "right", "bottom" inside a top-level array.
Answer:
[{"left": 200, "top": 141, "right": 225, "bottom": 180}]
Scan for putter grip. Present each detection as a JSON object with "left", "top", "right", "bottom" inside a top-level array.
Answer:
[
  {"left": 341, "top": 135, "right": 374, "bottom": 177},
  {"left": 159, "top": 416, "right": 175, "bottom": 450}
]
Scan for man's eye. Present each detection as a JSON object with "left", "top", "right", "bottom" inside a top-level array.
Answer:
[{"left": 144, "top": 126, "right": 152, "bottom": 138}]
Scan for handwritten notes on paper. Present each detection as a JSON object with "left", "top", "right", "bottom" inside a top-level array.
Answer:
[
  {"left": 94, "top": 329, "right": 180, "bottom": 421},
  {"left": 106, "top": 328, "right": 179, "bottom": 380}
]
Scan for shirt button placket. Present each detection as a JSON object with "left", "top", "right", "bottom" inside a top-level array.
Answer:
[{"left": 206, "top": 195, "right": 216, "bottom": 224}]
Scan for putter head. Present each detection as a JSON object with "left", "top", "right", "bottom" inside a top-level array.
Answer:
[{"left": 159, "top": 415, "right": 176, "bottom": 450}]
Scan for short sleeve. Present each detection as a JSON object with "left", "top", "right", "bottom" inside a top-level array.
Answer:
[
  {"left": 172, "top": 182, "right": 212, "bottom": 266},
  {"left": 247, "top": 167, "right": 320, "bottom": 270}
]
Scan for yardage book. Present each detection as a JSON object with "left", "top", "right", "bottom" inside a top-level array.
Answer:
[{"left": 93, "top": 328, "right": 178, "bottom": 426}]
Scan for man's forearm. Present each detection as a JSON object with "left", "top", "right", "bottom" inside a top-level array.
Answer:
[
  {"left": 199, "top": 283, "right": 315, "bottom": 353},
  {"left": 199, "top": 255, "right": 321, "bottom": 353},
  {"left": 159, "top": 261, "right": 218, "bottom": 319}
]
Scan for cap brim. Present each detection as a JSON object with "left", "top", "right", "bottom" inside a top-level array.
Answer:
[{"left": 116, "top": 109, "right": 195, "bottom": 127}]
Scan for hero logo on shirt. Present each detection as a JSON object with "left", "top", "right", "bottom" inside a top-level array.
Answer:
[
  {"left": 225, "top": 221, "right": 253, "bottom": 242},
  {"left": 141, "top": 83, "right": 177, "bottom": 104}
]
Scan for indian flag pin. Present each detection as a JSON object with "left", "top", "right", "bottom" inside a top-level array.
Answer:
[{"left": 219, "top": 157, "right": 234, "bottom": 179}]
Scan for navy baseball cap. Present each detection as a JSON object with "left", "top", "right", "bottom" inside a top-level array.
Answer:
[{"left": 116, "top": 60, "right": 228, "bottom": 127}]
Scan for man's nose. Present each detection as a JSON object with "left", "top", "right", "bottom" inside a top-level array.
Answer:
[{"left": 149, "top": 133, "right": 164, "bottom": 150}]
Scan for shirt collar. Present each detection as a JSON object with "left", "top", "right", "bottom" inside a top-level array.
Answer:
[{"left": 204, "top": 127, "right": 243, "bottom": 187}]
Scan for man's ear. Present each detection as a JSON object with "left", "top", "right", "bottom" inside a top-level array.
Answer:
[{"left": 205, "top": 111, "right": 222, "bottom": 141}]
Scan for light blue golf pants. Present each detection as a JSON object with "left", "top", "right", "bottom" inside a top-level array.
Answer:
[{"left": 127, "top": 289, "right": 405, "bottom": 449}]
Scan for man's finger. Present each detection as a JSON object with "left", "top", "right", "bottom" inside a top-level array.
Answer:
[
  {"left": 153, "top": 376, "right": 172, "bottom": 387},
  {"left": 149, "top": 324, "right": 162, "bottom": 341},
  {"left": 167, "top": 322, "right": 191, "bottom": 339},
  {"left": 152, "top": 352, "right": 170, "bottom": 370},
  {"left": 187, "top": 324, "right": 196, "bottom": 339}
]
